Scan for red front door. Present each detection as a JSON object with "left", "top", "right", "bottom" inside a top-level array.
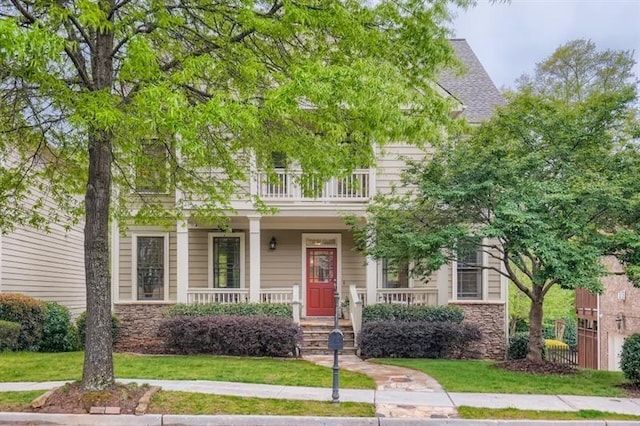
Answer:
[{"left": 306, "top": 248, "right": 337, "bottom": 316}]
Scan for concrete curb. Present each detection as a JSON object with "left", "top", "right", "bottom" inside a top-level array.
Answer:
[{"left": 1, "top": 413, "right": 639, "bottom": 426}]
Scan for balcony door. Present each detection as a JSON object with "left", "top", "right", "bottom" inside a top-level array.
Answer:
[{"left": 306, "top": 248, "right": 337, "bottom": 316}]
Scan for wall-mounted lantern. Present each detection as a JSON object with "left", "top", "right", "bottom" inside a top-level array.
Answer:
[{"left": 269, "top": 236, "right": 277, "bottom": 250}]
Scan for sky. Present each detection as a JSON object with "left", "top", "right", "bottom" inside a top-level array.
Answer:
[{"left": 451, "top": 0, "right": 640, "bottom": 89}]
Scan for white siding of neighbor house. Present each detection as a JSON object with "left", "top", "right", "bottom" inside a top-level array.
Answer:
[
  {"left": 375, "top": 143, "right": 433, "bottom": 195},
  {"left": 0, "top": 192, "right": 86, "bottom": 315},
  {"left": 118, "top": 228, "right": 177, "bottom": 301}
]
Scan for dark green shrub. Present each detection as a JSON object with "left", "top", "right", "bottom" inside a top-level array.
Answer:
[
  {"left": 0, "top": 293, "right": 45, "bottom": 350},
  {"left": 621, "top": 334, "right": 640, "bottom": 386},
  {"left": 508, "top": 332, "right": 546, "bottom": 360},
  {"left": 542, "top": 321, "right": 556, "bottom": 340},
  {"left": 76, "top": 311, "right": 121, "bottom": 349},
  {"left": 362, "top": 304, "right": 464, "bottom": 323},
  {"left": 508, "top": 332, "right": 530, "bottom": 360},
  {"left": 164, "top": 303, "right": 292, "bottom": 318},
  {"left": 0, "top": 320, "right": 21, "bottom": 351},
  {"left": 159, "top": 315, "right": 301, "bottom": 357},
  {"left": 563, "top": 317, "right": 577, "bottom": 348},
  {"left": 358, "top": 320, "right": 481, "bottom": 359},
  {"left": 40, "top": 302, "right": 79, "bottom": 352}
]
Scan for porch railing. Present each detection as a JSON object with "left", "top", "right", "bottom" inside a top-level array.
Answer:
[
  {"left": 260, "top": 288, "right": 294, "bottom": 304},
  {"left": 257, "top": 169, "right": 370, "bottom": 201},
  {"left": 186, "top": 288, "right": 250, "bottom": 304},
  {"left": 376, "top": 288, "right": 438, "bottom": 305},
  {"left": 348, "top": 285, "right": 363, "bottom": 344}
]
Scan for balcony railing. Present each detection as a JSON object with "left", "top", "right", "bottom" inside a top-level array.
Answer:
[{"left": 257, "top": 170, "right": 370, "bottom": 201}]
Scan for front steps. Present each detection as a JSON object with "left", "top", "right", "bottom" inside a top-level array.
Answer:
[{"left": 299, "top": 317, "right": 357, "bottom": 356}]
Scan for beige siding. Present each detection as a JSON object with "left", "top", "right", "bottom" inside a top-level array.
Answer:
[
  {"left": 1, "top": 194, "right": 86, "bottom": 315},
  {"left": 375, "top": 143, "right": 433, "bottom": 195},
  {"left": 261, "top": 231, "right": 302, "bottom": 288},
  {"left": 488, "top": 252, "right": 503, "bottom": 300},
  {"left": 341, "top": 232, "right": 366, "bottom": 295},
  {"left": 118, "top": 227, "right": 177, "bottom": 302},
  {"left": 187, "top": 229, "right": 208, "bottom": 288}
]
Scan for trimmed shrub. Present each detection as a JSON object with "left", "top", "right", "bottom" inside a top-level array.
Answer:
[
  {"left": 159, "top": 315, "right": 302, "bottom": 357},
  {"left": 542, "top": 321, "right": 556, "bottom": 340},
  {"left": 0, "top": 320, "right": 21, "bottom": 351},
  {"left": 164, "top": 303, "right": 292, "bottom": 318},
  {"left": 362, "top": 304, "right": 464, "bottom": 324},
  {"left": 508, "top": 332, "right": 546, "bottom": 360},
  {"left": 0, "top": 293, "right": 45, "bottom": 350},
  {"left": 544, "top": 339, "right": 568, "bottom": 350},
  {"left": 621, "top": 334, "right": 640, "bottom": 386},
  {"left": 358, "top": 320, "right": 481, "bottom": 359},
  {"left": 40, "top": 302, "right": 79, "bottom": 352},
  {"left": 76, "top": 311, "right": 121, "bottom": 349},
  {"left": 563, "top": 317, "right": 577, "bottom": 347}
]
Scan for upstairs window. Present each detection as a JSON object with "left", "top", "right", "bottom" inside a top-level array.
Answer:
[
  {"left": 456, "top": 249, "right": 482, "bottom": 300},
  {"left": 135, "top": 140, "right": 169, "bottom": 193}
]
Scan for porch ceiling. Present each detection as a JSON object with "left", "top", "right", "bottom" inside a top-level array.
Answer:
[{"left": 189, "top": 214, "right": 359, "bottom": 230}]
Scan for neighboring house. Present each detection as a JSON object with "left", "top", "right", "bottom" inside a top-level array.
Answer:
[
  {"left": 576, "top": 256, "right": 640, "bottom": 371},
  {"left": 0, "top": 182, "right": 86, "bottom": 315},
  {"left": 112, "top": 39, "right": 509, "bottom": 358}
]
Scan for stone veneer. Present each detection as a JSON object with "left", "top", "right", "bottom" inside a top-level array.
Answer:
[
  {"left": 450, "top": 302, "right": 507, "bottom": 360},
  {"left": 114, "top": 303, "right": 174, "bottom": 353}
]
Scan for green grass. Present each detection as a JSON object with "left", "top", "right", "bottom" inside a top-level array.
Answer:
[
  {"left": 149, "top": 391, "right": 375, "bottom": 416},
  {"left": 0, "top": 352, "right": 375, "bottom": 389},
  {"left": 459, "top": 406, "right": 640, "bottom": 421},
  {"left": 0, "top": 391, "right": 43, "bottom": 411},
  {"left": 374, "top": 359, "right": 627, "bottom": 397}
]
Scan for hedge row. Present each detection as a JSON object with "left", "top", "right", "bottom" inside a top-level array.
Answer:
[
  {"left": 164, "top": 303, "right": 292, "bottom": 318},
  {"left": 0, "top": 320, "right": 20, "bottom": 351},
  {"left": 0, "top": 293, "right": 120, "bottom": 352},
  {"left": 362, "top": 304, "right": 464, "bottom": 323},
  {"left": 358, "top": 320, "right": 481, "bottom": 359},
  {"left": 159, "top": 315, "right": 301, "bottom": 357}
]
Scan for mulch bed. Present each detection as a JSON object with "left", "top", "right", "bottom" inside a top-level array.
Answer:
[
  {"left": 31, "top": 382, "right": 149, "bottom": 414},
  {"left": 619, "top": 383, "right": 640, "bottom": 398},
  {"left": 494, "top": 359, "right": 577, "bottom": 375}
]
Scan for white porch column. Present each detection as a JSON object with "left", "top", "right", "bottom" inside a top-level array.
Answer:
[
  {"left": 366, "top": 257, "right": 377, "bottom": 305},
  {"left": 437, "top": 264, "right": 449, "bottom": 306},
  {"left": 110, "top": 220, "right": 120, "bottom": 307},
  {"left": 248, "top": 215, "right": 261, "bottom": 302},
  {"left": 176, "top": 220, "right": 189, "bottom": 303}
]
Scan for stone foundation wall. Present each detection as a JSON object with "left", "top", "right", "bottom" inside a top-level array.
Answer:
[
  {"left": 114, "top": 303, "right": 174, "bottom": 353},
  {"left": 450, "top": 302, "right": 507, "bottom": 360}
]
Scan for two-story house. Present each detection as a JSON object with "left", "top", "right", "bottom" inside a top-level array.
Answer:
[{"left": 112, "top": 39, "right": 508, "bottom": 358}]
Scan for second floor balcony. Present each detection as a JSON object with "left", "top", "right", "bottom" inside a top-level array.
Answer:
[{"left": 256, "top": 169, "right": 372, "bottom": 203}]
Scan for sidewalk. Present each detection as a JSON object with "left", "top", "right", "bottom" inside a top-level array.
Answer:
[{"left": 2, "top": 378, "right": 640, "bottom": 417}]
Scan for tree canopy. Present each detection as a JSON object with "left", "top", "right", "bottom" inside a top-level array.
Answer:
[
  {"left": 354, "top": 85, "right": 640, "bottom": 362},
  {"left": 0, "top": 0, "right": 471, "bottom": 389}
]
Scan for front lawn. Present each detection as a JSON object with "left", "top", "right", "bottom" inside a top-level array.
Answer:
[
  {"left": 375, "top": 359, "right": 628, "bottom": 397},
  {"left": 459, "top": 407, "right": 640, "bottom": 421},
  {"left": 0, "top": 352, "right": 375, "bottom": 389}
]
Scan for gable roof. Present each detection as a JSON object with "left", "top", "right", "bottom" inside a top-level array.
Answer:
[{"left": 438, "top": 39, "right": 505, "bottom": 124}]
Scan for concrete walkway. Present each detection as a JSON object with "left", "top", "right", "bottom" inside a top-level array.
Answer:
[{"left": 1, "top": 354, "right": 639, "bottom": 422}]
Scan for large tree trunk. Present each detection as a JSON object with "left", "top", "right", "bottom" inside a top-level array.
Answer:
[
  {"left": 526, "top": 286, "right": 545, "bottom": 363},
  {"left": 82, "top": 23, "right": 115, "bottom": 391}
]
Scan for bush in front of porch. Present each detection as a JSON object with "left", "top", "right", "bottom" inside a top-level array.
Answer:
[
  {"left": 164, "top": 303, "right": 292, "bottom": 318},
  {"left": 358, "top": 303, "right": 480, "bottom": 359},
  {"left": 159, "top": 316, "right": 301, "bottom": 357}
]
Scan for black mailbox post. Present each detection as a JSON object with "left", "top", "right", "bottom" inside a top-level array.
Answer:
[{"left": 330, "top": 291, "right": 341, "bottom": 403}]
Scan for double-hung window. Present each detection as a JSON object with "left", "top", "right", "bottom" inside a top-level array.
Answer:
[
  {"left": 382, "top": 259, "right": 409, "bottom": 288},
  {"left": 134, "top": 234, "right": 169, "bottom": 300},
  {"left": 456, "top": 249, "right": 483, "bottom": 300},
  {"left": 209, "top": 233, "right": 244, "bottom": 288}
]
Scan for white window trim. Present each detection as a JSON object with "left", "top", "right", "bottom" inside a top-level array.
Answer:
[
  {"left": 452, "top": 240, "right": 487, "bottom": 302},
  {"left": 208, "top": 232, "right": 246, "bottom": 289},
  {"left": 131, "top": 232, "right": 170, "bottom": 302},
  {"left": 301, "top": 233, "right": 342, "bottom": 316}
]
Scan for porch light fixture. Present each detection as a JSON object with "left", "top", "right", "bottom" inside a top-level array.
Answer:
[{"left": 269, "top": 236, "right": 277, "bottom": 250}]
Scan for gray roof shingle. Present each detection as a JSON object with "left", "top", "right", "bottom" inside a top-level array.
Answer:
[{"left": 438, "top": 39, "right": 505, "bottom": 123}]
